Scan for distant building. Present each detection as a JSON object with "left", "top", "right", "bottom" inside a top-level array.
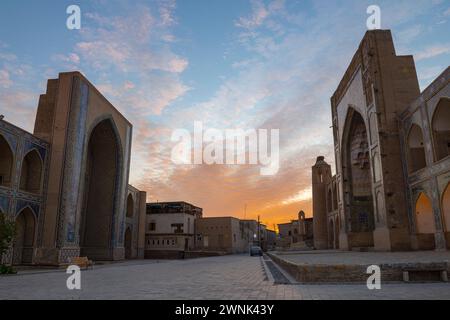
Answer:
[
  {"left": 240, "top": 219, "right": 259, "bottom": 246},
  {"left": 278, "top": 211, "right": 313, "bottom": 249},
  {"left": 145, "top": 201, "right": 202, "bottom": 259},
  {"left": 195, "top": 217, "right": 250, "bottom": 254}
]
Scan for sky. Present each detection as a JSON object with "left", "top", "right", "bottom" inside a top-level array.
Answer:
[{"left": 0, "top": 0, "right": 449, "bottom": 230}]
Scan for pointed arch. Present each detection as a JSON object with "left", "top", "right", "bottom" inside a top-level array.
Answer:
[
  {"left": 341, "top": 108, "right": 374, "bottom": 248},
  {"left": 431, "top": 98, "right": 450, "bottom": 161},
  {"left": 13, "top": 207, "right": 36, "bottom": 265},
  {"left": 126, "top": 193, "right": 134, "bottom": 218},
  {"left": 407, "top": 124, "right": 426, "bottom": 173},
  {"left": 0, "top": 134, "right": 14, "bottom": 187},
  {"left": 415, "top": 192, "right": 436, "bottom": 250},
  {"left": 19, "top": 149, "right": 43, "bottom": 194}
]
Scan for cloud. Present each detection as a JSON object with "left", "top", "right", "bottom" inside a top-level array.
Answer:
[
  {"left": 0, "top": 70, "right": 12, "bottom": 88},
  {"left": 415, "top": 44, "right": 450, "bottom": 61},
  {"left": 444, "top": 7, "right": 450, "bottom": 17},
  {"left": 235, "top": 0, "right": 270, "bottom": 29},
  {"left": 0, "top": 89, "right": 37, "bottom": 129},
  {"left": 75, "top": 6, "right": 187, "bottom": 75},
  {"left": 1, "top": 0, "right": 447, "bottom": 229}
]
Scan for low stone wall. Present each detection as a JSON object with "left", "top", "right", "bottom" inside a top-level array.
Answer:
[{"left": 267, "top": 252, "right": 450, "bottom": 283}]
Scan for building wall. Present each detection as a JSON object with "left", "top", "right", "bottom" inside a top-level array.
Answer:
[
  {"left": 195, "top": 217, "right": 249, "bottom": 254},
  {"left": 277, "top": 215, "right": 313, "bottom": 249},
  {"left": 145, "top": 212, "right": 196, "bottom": 252},
  {"left": 125, "top": 185, "right": 147, "bottom": 259}
]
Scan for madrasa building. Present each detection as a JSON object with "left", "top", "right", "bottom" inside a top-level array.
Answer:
[
  {"left": 0, "top": 72, "right": 147, "bottom": 266},
  {"left": 312, "top": 30, "right": 450, "bottom": 252}
]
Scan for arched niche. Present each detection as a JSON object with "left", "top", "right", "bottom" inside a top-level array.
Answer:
[{"left": 407, "top": 124, "right": 427, "bottom": 173}]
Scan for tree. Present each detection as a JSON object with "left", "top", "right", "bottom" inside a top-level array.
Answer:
[{"left": 0, "top": 213, "right": 16, "bottom": 273}]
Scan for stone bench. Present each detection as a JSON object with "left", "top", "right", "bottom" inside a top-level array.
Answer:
[
  {"left": 69, "top": 257, "right": 93, "bottom": 270},
  {"left": 402, "top": 266, "right": 448, "bottom": 282}
]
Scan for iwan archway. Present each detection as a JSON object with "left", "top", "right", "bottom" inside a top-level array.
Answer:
[
  {"left": 341, "top": 109, "right": 375, "bottom": 249},
  {"left": 80, "top": 119, "right": 121, "bottom": 260}
]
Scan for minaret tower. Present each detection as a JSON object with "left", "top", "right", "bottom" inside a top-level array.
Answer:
[{"left": 312, "top": 156, "right": 331, "bottom": 249}]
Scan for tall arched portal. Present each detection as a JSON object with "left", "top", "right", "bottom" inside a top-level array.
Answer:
[
  {"left": 415, "top": 193, "right": 436, "bottom": 250},
  {"left": 342, "top": 110, "right": 375, "bottom": 248},
  {"left": 13, "top": 207, "right": 36, "bottom": 265},
  {"left": 80, "top": 119, "right": 120, "bottom": 260},
  {"left": 0, "top": 134, "right": 13, "bottom": 188}
]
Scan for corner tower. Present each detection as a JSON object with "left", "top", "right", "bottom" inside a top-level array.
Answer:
[{"left": 312, "top": 156, "right": 332, "bottom": 249}]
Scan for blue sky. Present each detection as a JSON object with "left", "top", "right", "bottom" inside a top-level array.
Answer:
[{"left": 1, "top": 0, "right": 449, "bottom": 225}]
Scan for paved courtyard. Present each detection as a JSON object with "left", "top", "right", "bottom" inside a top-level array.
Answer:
[{"left": 0, "top": 255, "right": 449, "bottom": 300}]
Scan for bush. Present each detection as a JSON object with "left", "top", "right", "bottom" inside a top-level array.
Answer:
[{"left": 0, "top": 264, "right": 16, "bottom": 274}]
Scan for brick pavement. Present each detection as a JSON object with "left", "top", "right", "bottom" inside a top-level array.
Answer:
[{"left": 0, "top": 255, "right": 449, "bottom": 300}]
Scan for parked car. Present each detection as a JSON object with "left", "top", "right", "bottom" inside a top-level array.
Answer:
[{"left": 250, "top": 246, "right": 263, "bottom": 256}]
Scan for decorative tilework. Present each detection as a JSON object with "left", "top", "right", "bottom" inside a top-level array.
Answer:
[
  {"left": 23, "top": 140, "right": 47, "bottom": 162},
  {"left": 57, "top": 77, "right": 89, "bottom": 245}
]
